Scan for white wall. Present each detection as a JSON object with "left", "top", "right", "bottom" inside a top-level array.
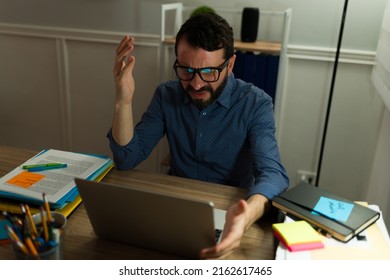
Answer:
[
  {"left": 367, "top": 110, "right": 390, "bottom": 226},
  {"left": 0, "top": 0, "right": 385, "bottom": 47},
  {"left": 0, "top": 0, "right": 389, "bottom": 228},
  {"left": 0, "top": 29, "right": 164, "bottom": 172}
]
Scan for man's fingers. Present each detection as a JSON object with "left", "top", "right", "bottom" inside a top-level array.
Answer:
[
  {"left": 113, "top": 36, "right": 135, "bottom": 75},
  {"left": 116, "top": 35, "right": 134, "bottom": 55},
  {"left": 114, "top": 55, "right": 135, "bottom": 80},
  {"left": 122, "top": 55, "right": 136, "bottom": 75}
]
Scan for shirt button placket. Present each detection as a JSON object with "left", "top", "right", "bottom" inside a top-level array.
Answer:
[{"left": 196, "top": 111, "right": 207, "bottom": 178}]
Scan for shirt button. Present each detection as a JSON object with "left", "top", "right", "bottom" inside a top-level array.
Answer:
[{"left": 202, "top": 112, "right": 207, "bottom": 116}]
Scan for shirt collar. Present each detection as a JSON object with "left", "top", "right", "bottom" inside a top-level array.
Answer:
[{"left": 216, "top": 73, "right": 235, "bottom": 109}]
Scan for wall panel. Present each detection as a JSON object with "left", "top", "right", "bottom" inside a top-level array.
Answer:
[
  {"left": 0, "top": 34, "right": 63, "bottom": 150},
  {"left": 279, "top": 48, "right": 383, "bottom": 203},
  {"left": 0, "top": 25, "right": 163, "bottom": 172}
]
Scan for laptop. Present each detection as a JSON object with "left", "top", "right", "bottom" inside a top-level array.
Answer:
[{"left": 74, "top": 178, "right": 226, "bottom": 259}]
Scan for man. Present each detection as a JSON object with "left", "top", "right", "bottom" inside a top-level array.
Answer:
[{"left": 108, "top": 13, "right": 289, "bottom": 259}]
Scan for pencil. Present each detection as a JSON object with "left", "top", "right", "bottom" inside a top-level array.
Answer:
[
  {"left": 42, "top": 193, "right": 52, "bottom": 222},
  {"left": 12, "top": 216, "right": 24, "bottom": 229},
  {"left": 24, "top": 204, "right": 38, "bottom": 238},
  {"left": 20, "top": 203, "right": 26, "bottom": 215},
  {"left": 15, "top": 240, "right": 30, "bottom": 255},
  {"left": 6, "top": 225, "right": 31, "bottom": 256},
  {"left": 24, "top": 236, "right": 38, "bottom": 257},
  {"left": 5, "top": 224, "right": 20, "bottom": 243},
  {"left": 19, "top": 204, "right": 28, "bottom": 236},
  {"left": 40, "top": 207, "right": 49, "bottom": 242}
]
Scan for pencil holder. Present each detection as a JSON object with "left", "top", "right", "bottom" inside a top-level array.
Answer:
[{"left": 13, "top": 211, "right": 67, "bottom": 260}]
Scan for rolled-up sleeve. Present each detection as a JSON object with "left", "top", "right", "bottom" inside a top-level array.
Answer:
[
  {"left": 246, "top": 92, "right": 289, "bottom": 200},
  {"left": 106, "top": 129, "right": 143, "bottom": 170},
  {"left": 107, "top": 87, "right": 166, "bottom": 170}
]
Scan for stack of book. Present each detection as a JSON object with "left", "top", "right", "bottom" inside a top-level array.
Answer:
[
  {"left": 0, "top": 149, "right": 114, "bottom": 217},
  {"left": 273, "top": 220, "right": 324, "bottom": 252}
]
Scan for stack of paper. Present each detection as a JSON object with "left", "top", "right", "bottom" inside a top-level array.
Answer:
[
  {"left": 0, "top": 149, "right": 114, "bottom": 217},
  {"left": 273, "top": 220, "right": 324, "bottom": 252}
]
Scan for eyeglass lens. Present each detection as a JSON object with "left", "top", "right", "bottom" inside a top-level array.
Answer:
[
  {"left": 174, "top": 59, "right": 229, "bottom": 82},
  {"left": 175, "top": 67, "right": 220, "bottom": 82}
]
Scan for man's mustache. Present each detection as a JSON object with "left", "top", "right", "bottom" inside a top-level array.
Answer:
[{"left": 186, "top": 85, "right": 213, "bottom": 93}]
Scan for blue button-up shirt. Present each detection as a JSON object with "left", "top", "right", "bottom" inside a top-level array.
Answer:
[{"left": 107, "top": 74, "right": 289, "bottom": 199}]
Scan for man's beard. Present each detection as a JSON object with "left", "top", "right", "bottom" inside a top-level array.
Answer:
[{"left": 185, "top": 75, "right": 228, "bottom": 110}]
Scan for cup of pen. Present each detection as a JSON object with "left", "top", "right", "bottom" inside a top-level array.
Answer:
[{"left": 12, "top": 210, "right": 67, "bottom": 260}]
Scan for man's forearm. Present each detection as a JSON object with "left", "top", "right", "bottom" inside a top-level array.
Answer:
[
  {"left": 112, "top": 102, "right": 134, "bottom": 146},
  {"left": 245, "top": 194, "right": 271, "bottom": 231}
]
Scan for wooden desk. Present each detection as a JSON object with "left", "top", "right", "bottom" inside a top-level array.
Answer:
[{"left": 0, "top": 146, "right": 277, "bottom": 259}]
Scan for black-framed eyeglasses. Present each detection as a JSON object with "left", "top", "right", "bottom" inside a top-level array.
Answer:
[{"left": 173, "top": 58, "right": 230, "bottom": 82}]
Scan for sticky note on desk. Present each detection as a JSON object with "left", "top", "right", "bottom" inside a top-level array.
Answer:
[
  {"left": 313, "top": 196, "right": 354, "bottom": 222},
  {"left": 273, "top": 220, "right": 322, "bottom": 245},
  {"left": 6, "top": 171, "right": 45, "bottom": 188}
]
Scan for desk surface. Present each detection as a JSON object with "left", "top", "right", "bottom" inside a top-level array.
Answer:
[{"left": 0, "top": 146, "right": 276, "bottom": 259}]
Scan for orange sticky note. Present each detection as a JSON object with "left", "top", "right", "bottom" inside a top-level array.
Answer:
[{"left": 6, "top": 171, "right": 45, "bottom": 188}]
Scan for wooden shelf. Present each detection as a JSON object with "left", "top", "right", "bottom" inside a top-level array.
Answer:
[
  {"left": 234, "top": 40, "right": 281, "bottom": 54},
  {"left": 163, "top": 37, "right": 281, "bottom": 54}
]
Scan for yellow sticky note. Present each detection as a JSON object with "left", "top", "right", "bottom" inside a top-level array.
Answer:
[
  {"left": 273, "top": 220, "right": 322, "bottom": 245},
  {"left": 6, "top": 171, "right": 45, "bottom": 188}
]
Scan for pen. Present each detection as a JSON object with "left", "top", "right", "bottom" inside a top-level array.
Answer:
[
  {"left": 22, "top": 162, "right": 66, "bottom": 169},
  {"left": 23, "top": 163, "right": 67, "bottom": 172}
]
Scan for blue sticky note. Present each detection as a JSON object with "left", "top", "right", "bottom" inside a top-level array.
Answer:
[{"left": 312, "top": 196, "right": 354, "bottom": 222}]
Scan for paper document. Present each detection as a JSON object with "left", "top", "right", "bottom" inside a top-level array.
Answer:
[{"left": 0, "top": 149, "right": 111, "bottom": 207}]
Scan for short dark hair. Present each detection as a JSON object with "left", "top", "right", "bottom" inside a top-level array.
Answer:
[{"left": 175, "top": 13, "right": 234, "bottom": 60}]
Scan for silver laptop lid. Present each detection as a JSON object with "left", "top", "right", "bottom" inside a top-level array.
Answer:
[{"left": 75, "top": 178, "right": 219, "bottom": 259}]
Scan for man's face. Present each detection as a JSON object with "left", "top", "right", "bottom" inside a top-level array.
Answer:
[{"left": 176, "top": 39, "right": 235, "bottom": 109}]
